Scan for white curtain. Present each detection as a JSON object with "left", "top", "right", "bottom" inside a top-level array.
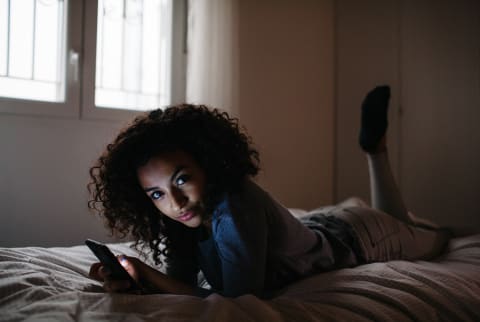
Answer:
[{"left": 186, "top": 0, "right": 240, "bottom": 116}]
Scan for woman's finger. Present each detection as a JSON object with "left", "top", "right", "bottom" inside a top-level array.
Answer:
[
  {"left": 89, "top": 262, "right": 104, "bottom": 281},
  {"left": 98, "top": 265, "right": 111, "bottom": 279},
  {"left": 116, "top": 255, "right": 140, "bottom": 282}
]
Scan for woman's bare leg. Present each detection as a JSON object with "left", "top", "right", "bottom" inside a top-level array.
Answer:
[
  {"left": 332, "top": 86, "right": 451, "bottom": 262},
  {"left": 367, "top": 151, "right": 414, "bottom": 224}
]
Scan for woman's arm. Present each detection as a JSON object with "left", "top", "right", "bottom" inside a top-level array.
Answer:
[
  {"left": 212, "top": 193, "right": 269, "bottom": 297},
  {"left": 215, "top": 216, "right": 268, "bottom": 297},
  {"left": 90, "top": 256, "right": 197, "bottom": 296},
  {"left": 127, "top": 257, "right": 198, "bottom": 295}
]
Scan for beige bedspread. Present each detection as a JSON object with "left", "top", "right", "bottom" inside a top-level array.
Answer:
[{"left": 1, "top": 235, "right": 479, "bottom": 322}]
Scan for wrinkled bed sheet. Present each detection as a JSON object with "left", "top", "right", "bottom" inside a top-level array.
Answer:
[{"left": 1, "top": 235, "right": 479, "bottom": 322}]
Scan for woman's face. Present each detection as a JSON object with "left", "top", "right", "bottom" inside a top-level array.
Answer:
[{"left": 137, "top": 150, "right": 206, "bottom": 228}]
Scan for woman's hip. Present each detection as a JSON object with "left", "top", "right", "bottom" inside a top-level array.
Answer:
[{"left": 330, "top": 206, "right": 448, "bottom": 263}]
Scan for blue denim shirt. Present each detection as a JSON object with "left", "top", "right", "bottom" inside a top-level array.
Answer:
[{"left": 166, "top": 180, "right": 357, "bottom": 298}]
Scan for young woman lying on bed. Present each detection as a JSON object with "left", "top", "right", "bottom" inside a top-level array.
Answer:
[{"left": 87, "top": 86, "right": 450, "bottom": 298}]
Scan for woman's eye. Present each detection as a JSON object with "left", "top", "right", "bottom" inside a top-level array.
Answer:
[
  {"left": 176, "top": 175, "right": 190, "bottom": 186},
  {"left": 151, "top": 191, "right": 163, "bottom": 200}
]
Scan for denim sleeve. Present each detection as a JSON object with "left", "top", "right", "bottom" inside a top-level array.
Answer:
[
  {"left": 166, "top": 260, "right": 217, "bottom": 297},
  {"left": 213, "top": 200, "right": 269, "bottom": 298}
]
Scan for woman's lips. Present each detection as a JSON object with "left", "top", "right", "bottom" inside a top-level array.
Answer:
[{"left": 177, "top": 211, "right": 196, "bottom": 222}]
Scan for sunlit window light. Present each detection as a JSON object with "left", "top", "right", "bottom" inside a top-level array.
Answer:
[
  {"left": 95, "top": 0, "right": 172, "bottom": 111},
  {"left": 0, "top": 0, "right": 66, "bottom": 102}
]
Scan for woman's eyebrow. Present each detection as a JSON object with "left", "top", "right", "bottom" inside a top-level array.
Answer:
[
  {"left": 144, "top": 186, "right": 158, "bottom": 192},
  {"left": 171, "top": 166, "right": 186, "bottom": 181}
]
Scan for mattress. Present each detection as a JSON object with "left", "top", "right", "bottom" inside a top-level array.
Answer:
[{"left": 1, "top": 234, "right": 479, "bottom": 322}]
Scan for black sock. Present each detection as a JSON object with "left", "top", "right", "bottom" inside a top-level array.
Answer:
[{"left": 359, "top": 85, "right": 390, "bottom": 153}]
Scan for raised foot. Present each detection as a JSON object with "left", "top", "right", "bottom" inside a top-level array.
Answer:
[{"left": 359, "top": 85, "right": 390, "bottom": 154}]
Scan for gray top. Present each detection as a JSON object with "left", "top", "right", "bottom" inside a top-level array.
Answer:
[{"left": 166, "top": 180, "right": 358, "bottom": 298}]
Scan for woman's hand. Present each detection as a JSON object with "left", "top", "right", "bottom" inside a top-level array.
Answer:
[
  {"left": 89, "top": 255, "right": 197, "bottom": 296},
  {"left": 88, "top": 255, "right": 147, "bottom": 293}
]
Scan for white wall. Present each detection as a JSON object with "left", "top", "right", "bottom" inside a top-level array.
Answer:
[
  {"left": 400, "top": 0, "right": 480, "bottom": 235},
  {"left": 237, "top": 0, "right": 335, "bottom": 210},
  {"left": 336, "top": 0, "right": 402, "bottom": 204},
  {"left": 336, "top": 0, "right": 480, "bottom": 234},
  {"left": 0, "top": 115, "right": 126, "bottom": 246}
]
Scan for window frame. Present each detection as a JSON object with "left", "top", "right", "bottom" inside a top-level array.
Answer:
[{"left": 0, "top": 0, "right": 187, "bottom": 121}]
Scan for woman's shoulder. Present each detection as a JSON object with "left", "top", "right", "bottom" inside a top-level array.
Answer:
[
  {"left": 214, "top": 180, "right": 275, "bottom": 216},
  {"left": 211, "top": 179, "right": 292, "bottom": 233},
  {"left": 209, "top": 181, "right": 273, "bottom": 248}
]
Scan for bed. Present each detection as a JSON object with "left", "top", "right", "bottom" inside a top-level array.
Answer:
[{"left": 1, "top": 210, "right": 480, "bottom": 322}]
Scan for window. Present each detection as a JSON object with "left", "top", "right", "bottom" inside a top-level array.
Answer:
[
  {"left": 0, "top": 0, "right": 186, "bottom": 120},
  {"left": 0, "top": 0, "right": 67, "bottom": 102},
  {"left": 95, "top": 0, "right": 173, "bottom": 111}
]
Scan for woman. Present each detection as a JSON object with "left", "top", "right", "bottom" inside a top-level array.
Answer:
[{"left": 88, "top": 86, "right": 449, "bottom": 298}]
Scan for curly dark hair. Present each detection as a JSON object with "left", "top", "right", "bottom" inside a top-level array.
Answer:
[{"left": 88, "top": 104, "right": 260, "bottom": 265}]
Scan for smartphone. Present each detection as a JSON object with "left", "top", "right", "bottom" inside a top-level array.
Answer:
[{"left": 85, "top": 239, "right": 138, "bottom": 289}]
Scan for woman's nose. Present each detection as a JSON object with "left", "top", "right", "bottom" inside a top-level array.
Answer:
[{"left": 170, "top": 188, "right": 187, "bottom": 211}]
